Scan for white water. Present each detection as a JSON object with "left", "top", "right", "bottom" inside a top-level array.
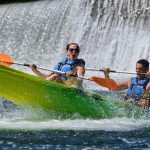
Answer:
[
  {"left": 0, "top": 0, "right": 150, "bottom": 131},
  {"left": 0, "top": 0, "right": 150, "bottom": 70},
  {"left": 0, "top": 96, "right": 150, "bottom": 131},
  {"left": 0, "top": 117, "right": 150, "bottom": 131}
]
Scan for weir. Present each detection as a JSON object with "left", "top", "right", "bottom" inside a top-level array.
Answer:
[
  {"left": 0, "top": 0, "right": 150, "bottom": 71},
  {"left": 0, "top": 1, "right": 150, "bottom": 136}
]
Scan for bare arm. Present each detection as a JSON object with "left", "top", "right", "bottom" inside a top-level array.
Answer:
[
  {"left": 73, "top": 65, "right": 85, "bottom": 87},
  {"left": 145, "top": 71, "right": 150, "bottom": 92},
  {"left": 29, "top": 64, "right": 50, "bottom": 79},
  {"left": 115, "top": 79, "right": 130, "bottom": 91},
  {"left": 76, "top": 65, "right": 85, "bottom": 77},
  {"left": 103, "top": 68, "right": 130, "bottom": 91},
  {"left": 146, "top": 82, "right": 150, "bottom": 92}
]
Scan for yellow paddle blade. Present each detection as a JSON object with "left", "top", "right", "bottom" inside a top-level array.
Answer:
[
  {"left": 0, "top": 53, "right": 13, "bottom": 67},
  {"left": 88, "top": 76, "right": 118, "bottom": 90}
]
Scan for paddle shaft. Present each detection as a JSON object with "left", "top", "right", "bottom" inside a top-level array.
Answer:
[
  {"left": 0, "top": 60, "right": 89, "bottom": 79},
  {"left": 13, "top": 62, "right": 91, "bottom": 80},
  {"left": 0, "top": 59, "right": 66, "bottom": 73},
  {"left": 86, "top": 68, "right": 147, "bottom": 75},
  {"left": 0, "top": 57, "right": 145, "bottom": 75},
  {"left": 12, "top": 62, "right": 69, "bottom": 75}
]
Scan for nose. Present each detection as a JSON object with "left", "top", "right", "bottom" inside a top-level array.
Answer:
[{"left": 70, "top": 50, "right": 76, "bottom": 54}]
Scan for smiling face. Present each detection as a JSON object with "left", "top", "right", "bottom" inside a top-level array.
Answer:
[
  {"left": 136, "top": 63, "right": 147, "bottom": 78},
  {"left": 66, "top": 44, "right": 80, "bottom": 60}
]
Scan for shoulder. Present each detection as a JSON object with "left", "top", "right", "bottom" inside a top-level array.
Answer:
[
  {"left": 58, "top": 57, "right": 67, "bottom": 63},
  {"left": 146, "top": 82, "right": 150, "bottom": 91},
  {"left": 130, "top": 76, "right": 137, "bottom": 83}
]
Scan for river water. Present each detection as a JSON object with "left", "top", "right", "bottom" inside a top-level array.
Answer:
[{"left": 0, "top": 0, "right": 150, "bottom": 149}]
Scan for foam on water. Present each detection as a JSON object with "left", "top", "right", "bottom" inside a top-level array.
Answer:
[
  {"left": 0, "top": 94, "right": 150, "bottom": 132},
  {"left": 0, "top": 117, "right": 150, "bottom": 131}
]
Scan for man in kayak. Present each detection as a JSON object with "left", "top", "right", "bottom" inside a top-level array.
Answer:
[
  {"left": 29, "top": 43, "right": 85, "bottom": 87},
  {"left": 103, "top": 59, "right": 150, "bottom": 107}
]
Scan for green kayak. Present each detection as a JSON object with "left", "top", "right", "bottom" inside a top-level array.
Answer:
[{"left": 0, "top": 65, "right": 144, "bottom": 119}]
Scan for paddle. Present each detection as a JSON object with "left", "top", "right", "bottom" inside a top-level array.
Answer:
[
  {"left": 88, "top": 76, "right": 118, "bottom": 90},
  {"left": 0, "top": 53, "right": 57, "bottom": 72},
  {"left": 0, "top": 53, "right": 13, "bottom": 66},
  {"left": 86, "top": 68, "right": 137, "bottom": 75},
  {"left": 0, "top": 53, "right": 118, "bottom": 90}
]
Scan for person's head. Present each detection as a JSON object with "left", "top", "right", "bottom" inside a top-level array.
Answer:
[
  {"left": 136, "top": 59, "right": 149, "bottom": 78},
  {"left": 66, "top": 43, "right": 80, "bottom": 60}
]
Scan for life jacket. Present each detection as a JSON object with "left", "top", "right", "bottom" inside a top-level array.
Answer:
[
  {"left": 125, "top": 76, "right": 149, "bottom": 102},
  {"left": 53, "top": 57, "right": 85, "bottom": 80}
]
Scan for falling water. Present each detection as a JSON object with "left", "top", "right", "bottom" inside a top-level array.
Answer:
[{"left": 0, "top": 0, "right": 149, "bottom": 71}]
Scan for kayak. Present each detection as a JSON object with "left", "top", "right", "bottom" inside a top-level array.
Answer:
[{"left": 0, "top": 65, "right": 144, "bottom": 119}]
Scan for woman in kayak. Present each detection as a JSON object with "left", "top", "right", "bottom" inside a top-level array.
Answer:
[
  {"left": 103, "top": 59, "right": 150, "bottom": 107},
  {"left": 29, "top": 43, "right": 85, "bottom": 87}
]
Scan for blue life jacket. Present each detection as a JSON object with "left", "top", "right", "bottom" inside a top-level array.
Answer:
[
  {"left": 125, "top": 76, "right": 149, "bottom": 101},
  {"left": 53, "top": 57, "right": 85, "bottom": 80}
]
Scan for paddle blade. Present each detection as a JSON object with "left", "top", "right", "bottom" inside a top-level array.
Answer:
[
  {"left": 0, "top": 53, "right": 13, "bottom": 67},
  {"left": 88, "top": 76, "right": 118, "bottom": 90}
]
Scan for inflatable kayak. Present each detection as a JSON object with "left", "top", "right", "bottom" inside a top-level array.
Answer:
[{"left": 0, "top": 65, "right": 143, "bottom": 119}]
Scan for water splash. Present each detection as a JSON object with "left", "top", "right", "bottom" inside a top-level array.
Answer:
[
  {"left": 0, "top": 0, "right": 150, "bottom": 72},
  {"left": 0, "top": 117, "right": 150, "bottom": 131}
]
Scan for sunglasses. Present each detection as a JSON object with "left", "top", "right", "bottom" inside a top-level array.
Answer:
[{"left": 68, "top": 48, "right": 79, "bottom": 53}]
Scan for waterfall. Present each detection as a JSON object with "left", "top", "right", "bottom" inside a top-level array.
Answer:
[{"left": 0, "top": 0, "right": 150, "bottom": 72}]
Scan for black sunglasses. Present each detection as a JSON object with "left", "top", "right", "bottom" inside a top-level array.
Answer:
[{"left": 68, "top": 48, "right": 79, "bottom": 53}]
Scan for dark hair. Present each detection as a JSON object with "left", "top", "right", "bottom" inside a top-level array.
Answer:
[
  {"left": 66, "top": 43, "right": 80, "bottom": 52},
  {"left": 137, "top": 59, "right": 149, "bottom": 71}
]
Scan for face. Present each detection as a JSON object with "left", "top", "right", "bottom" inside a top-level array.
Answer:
[
  {"left": 136, "top": 63, "right": 147, "bottom": 78},
  {"left": 66, "top": 44, "right": 79, "bottom": 60}
]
